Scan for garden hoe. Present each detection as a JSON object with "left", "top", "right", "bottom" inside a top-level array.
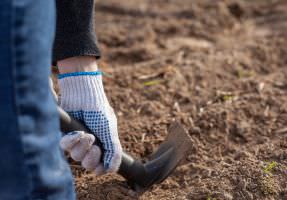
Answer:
[{"left": 58, "top": 106, "right": 193, "bottom": 193}]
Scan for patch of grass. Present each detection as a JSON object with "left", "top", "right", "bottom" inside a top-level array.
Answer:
[
  {"left": 143, "top": 79, "right": 163, "bottom": 86},
  {"left": 223, "top": 94, "right": 234, "bottom": 101},
  {"left": 263, "top": 161, "right": 278, "bottom": 175},
  {"left": 216, "top": 91, "right": 236, "bottom": 102},
  {"left": 236, "top": 69, "right": 255, "bottom": 78}
]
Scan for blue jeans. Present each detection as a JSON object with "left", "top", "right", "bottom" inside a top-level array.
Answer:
[{"left": 0, "top": 1, "right": 75, "bottom": 199}]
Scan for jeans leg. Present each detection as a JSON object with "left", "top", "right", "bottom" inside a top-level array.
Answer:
[
  {"left": 0, "top": 0, "right": 75, "bottom": 199},
  {"left": 0, "top": 2, "right": 31, "bottom": 199}
]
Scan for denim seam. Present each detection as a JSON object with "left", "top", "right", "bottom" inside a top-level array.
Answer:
[{"left": 11, "top": 2, "right": 33, "bottom": 199}]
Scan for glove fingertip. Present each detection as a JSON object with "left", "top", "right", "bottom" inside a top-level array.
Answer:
[
  {"left": 60, "top": 132, "right": 82, "bottom": 151},
  {"left": 94, "top": 164, "right": 105, "bottom": 176},
  {"left": 81, "top": 145, "right": 101, "bottom": 170}
]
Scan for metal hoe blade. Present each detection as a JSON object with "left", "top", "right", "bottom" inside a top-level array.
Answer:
[{"left": 58, "top": 107, "right": 193, "bottom": 193}]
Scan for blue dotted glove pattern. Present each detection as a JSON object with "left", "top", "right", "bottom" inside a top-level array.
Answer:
[{"left": 68, "top": 111, "right": 115, "bottom": 169}]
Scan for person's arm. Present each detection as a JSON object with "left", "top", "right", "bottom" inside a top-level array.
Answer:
[
  {"left": 53, "top": 0, "right": 101, "bottom": 62},
  {"left": 53, "top": 0, "right": 122, "bottom": 174},
  {"left": 58, "top": 56, "right": 98, "bottom": 73}
]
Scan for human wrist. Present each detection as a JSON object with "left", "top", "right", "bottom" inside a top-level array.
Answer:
[{"left": 57, "top": 56, "right": 98, "bottom": 74}]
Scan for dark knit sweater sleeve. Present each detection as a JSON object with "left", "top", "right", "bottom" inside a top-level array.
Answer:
[{"left": 53, "top": 0, "right": 101, "bottom": 62}]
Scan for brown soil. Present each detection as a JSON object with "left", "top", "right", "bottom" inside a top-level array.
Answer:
[{"left": 57, "top": 0, "right": 287, "bottom": 199}]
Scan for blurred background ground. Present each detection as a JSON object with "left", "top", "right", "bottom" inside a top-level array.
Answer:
[{"left": 55, "top": 0, "right": 287, "bottom": 199}]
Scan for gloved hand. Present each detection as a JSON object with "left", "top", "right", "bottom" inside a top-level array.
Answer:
[{"left": 58, "top": 71, "right": 122, "bottom": 173}]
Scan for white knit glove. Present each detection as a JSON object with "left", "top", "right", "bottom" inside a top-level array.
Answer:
[{"left": 58, "top": 71, "right": 122, "bottom": 173}]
